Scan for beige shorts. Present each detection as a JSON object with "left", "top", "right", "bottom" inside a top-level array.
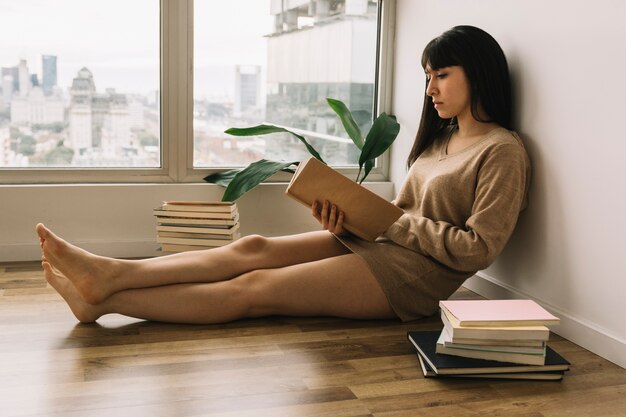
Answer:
[{"left": 335, "top": 235, "right": 474, "bottom": 322}]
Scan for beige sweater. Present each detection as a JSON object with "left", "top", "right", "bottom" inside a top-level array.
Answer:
[{"left": 384, "top": 127, "right": 531, "bottom": 272}]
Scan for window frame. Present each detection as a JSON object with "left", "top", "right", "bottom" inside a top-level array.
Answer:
[{"left": 0, "top": 0, "right": 396, "bottom": 185}]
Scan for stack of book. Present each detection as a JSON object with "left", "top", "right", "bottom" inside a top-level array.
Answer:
[
  {"left": 408, "top": 299, "right": 570, "bottom": 381},
  {"left": 153, "top": 201, "right": 240, "bottom": 253}
]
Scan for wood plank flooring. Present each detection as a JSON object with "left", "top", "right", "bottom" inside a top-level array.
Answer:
[{"left": 1, "top": 261, "right": 625, "bottom": 417}]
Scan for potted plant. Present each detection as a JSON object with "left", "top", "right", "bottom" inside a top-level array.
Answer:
[{"left": 203, "top": 98, "right": 400, "bottom": 201}]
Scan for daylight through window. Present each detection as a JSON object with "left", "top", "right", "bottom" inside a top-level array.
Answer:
[
  {"left": 0, "top": 0, "right": 382, "bottom": 175},
  {"left": 0, "top": 0, "right": 160, "bottom": 168},
  {"left": 193, "top": 0, "right": 379, "bottom": 168}
]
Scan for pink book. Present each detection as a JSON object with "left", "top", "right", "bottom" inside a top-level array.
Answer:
[{"left": 439, "top": 300, "right": 560, "bottom": 327}]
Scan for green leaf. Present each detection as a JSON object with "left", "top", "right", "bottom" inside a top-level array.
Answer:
[
  {"left": 226, "top": 124, "right": 325, "bottom": 163},
  {"left": 358, "top": 159, "right": 375, "bottom": 184},
  {"left": 203, "top": 169, "right": 241, "bottom": 188},
  {"left": 359, "top": 113, "right": 400, "bottom": 168},
  {"left": 225, "top": 125, "right": 289, "bottom": 136},
  {"left": 326, "top": 98, "right": 364, "bottom": 150},
  {"left": 221, "top": 159, "right": 298, "bottom": 202}
]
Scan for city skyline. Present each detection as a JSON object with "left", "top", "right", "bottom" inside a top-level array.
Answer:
[
  {"left": 0, "top": 55, "right": 159, "bottom": 97},
  {"left": 1, "top": 1, "right": 378, "bottom": 169},
  {"left": 0, "top": 61, "right": 161, "bottom": 168},
  {"left": 0, "top": 55, "right": 256, "bottom": 100}
]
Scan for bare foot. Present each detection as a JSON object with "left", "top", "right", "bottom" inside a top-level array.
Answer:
[
  {"left": 35, "top": 223, "right": 122, "bottom": 304},
  {"left": 42, "top": 261, "right": 103, "bottom": 323}
]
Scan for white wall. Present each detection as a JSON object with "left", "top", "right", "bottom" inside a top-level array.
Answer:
[{"left": 391, "top": 0, "right": 626, "bottom": 368}]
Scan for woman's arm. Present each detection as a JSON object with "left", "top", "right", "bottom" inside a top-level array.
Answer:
[{"left": 384, "top": 143, "right": 530, "bottom": 272}]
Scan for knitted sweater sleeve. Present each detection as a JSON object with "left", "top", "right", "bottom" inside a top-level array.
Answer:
[{"left": 383, "top": 143, "right": 529, "bottom": 272}]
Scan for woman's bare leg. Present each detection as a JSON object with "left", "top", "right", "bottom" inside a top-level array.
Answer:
[
  {"left": 44, "top": 253, "right": 396, "bottom": 324},
  {"left": 36, "top": 223, "right": 349, "bottom": 304}
]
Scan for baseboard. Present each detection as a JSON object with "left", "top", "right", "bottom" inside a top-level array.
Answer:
[
  {"left": 0, "top": 241, "right": 161, "bottom": 263},
  {"left": 463, "top": 272, "right": 626, "bottom": 370}
]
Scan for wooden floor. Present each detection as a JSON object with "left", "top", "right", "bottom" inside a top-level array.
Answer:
[{"left": 1, "top": 262, "right": 625, "bottom": 417}]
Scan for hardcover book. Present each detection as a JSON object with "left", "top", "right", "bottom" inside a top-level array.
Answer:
[
  {"left": 160, "top": 244, "right": 222, "bottom": 252},
  {"left": 155, "top": 217, "right": 239, "bottom": 227},
  {"left": 441, "top": 308, "right": 550, "bottom": 341},
  {"left": 285, "top": 157, "right": 403, "bottom": 241},
  {"left": 415, "top": 353, "right": 564, "bottom": 381},
  {"left": 153, "top": 209, "right": 236, "bottom": 220},
  {"left": 440, "top": 326, "right": 546, "bottom": 354},
  {"left": 156, "top": 223, "right": 240, "bottom": 235},
  {"left": 435, "top": 331, "right": 546, "bottom": 365},
  {"left": 156, "top": 236, "right": 235, "bottom": 247},
  {"left": 407, "top": 331, "right": 569, "bottom": 375},
  {"left": 161, "top": 201, "right": 238, "bottom": 214},
  {"left": 157, "top": 231, "right": 238, "bottom": 240},
  {"left": 439, "top": 299, "right": 560, "bottom": 327}
]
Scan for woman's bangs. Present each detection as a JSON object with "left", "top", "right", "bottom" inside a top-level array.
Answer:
[{"left": 421, "top": 38, "right": 459, "bottom": 70}]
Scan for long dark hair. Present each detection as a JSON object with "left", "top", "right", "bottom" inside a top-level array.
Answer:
[{"left": 407, "top": 25, "right": 512, "bottom": 168}]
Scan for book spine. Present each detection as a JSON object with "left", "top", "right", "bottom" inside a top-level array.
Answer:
[
  {"left": 161, "top": 204, "right": 237, "bottom": 213},
  {"left": 441, "top": 310, "right": 550, "bottom": 341},
  {"left": 156, "top": 225, "right": 239, "bottom": 235},
  {"left": 155, "top": 216, "right": 239, "bottom": 226},
  {"left": 156, "top": 237, "right": 233, "bottom": 246},
  {"left": 153, "top": 210, "right": 235, "bottom": 220},
  {"left": 435, "top": 344, "right": 546, "bottom": 366},
  {"left": 157, "top": 231, "right": 239, "bottom": 240}
]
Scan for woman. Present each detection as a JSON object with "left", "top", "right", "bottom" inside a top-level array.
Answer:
[{"left": 37, "top": 25, "right": 530, "bottom": 324}]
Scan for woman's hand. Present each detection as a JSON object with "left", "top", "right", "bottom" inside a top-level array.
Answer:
[{"left": 312, "top": 200, "right": 346, "bottom": 235}]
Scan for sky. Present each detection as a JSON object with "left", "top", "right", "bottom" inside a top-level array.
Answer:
[{"left": 0, "top": 0, "right": 273, "bottom": 96}]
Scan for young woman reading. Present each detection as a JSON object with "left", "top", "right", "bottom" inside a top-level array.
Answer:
[{"left": 36, "top": 25, "right": 530, "bottom": 324}]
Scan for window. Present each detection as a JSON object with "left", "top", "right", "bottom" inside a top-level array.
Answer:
[
  {"left": 1, "top": 0, "right": 392, "bottom": 183},
  {"left": 0, "top": 0, "right": 160, "bottom": 169},
  {"left": 193, "top": 0, "right": 380, "bottom": 168}
]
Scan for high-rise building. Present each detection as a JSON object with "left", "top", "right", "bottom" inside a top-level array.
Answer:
[
  {"left": 18, "top": 60, "right": 30, "bottom": 97},
  {"left": 1, "top": 66, "right": 19, "bottom": 94},
  {"left": 10, "top": 86, "right": 64, "bottom": 125},
  {"left": 266, "top": 0, "right": 377, "bottom": 164},
  {"left": 69, "top": 68, "right": 96, "bottom": 152},
  {"left": 69, "top": 68, "right": 131, "bottom": 161},
  {"left": 2, "top": 75, "right": 14, "bottom": 104},
  {"left": 30, "top": 74, "right": 39, "bottom": 87},
  {"left": 234, "top": 65, "right": 261, "bottom": 118},
  {"left": 42, "top": 55, "right": 57, "bottom": 96},
  {"left": 8, "top": 60, "right": 63, "bottom": 125}
]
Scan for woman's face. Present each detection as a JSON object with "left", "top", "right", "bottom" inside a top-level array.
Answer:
[{"left": 425, "top": 64, "right": 472, "bottom": 120}]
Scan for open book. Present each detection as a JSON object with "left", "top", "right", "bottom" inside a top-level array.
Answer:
[{"left": 285, "top": 157, "right": 403, "bottom": 241}]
